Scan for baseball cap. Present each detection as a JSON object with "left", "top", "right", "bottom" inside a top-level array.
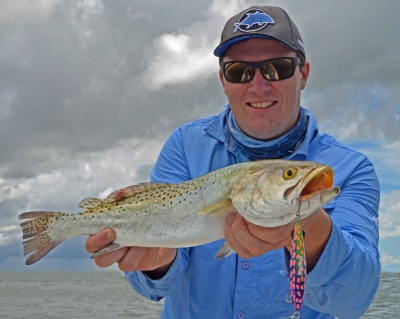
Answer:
[{"left": 214, "top": 6, "right": 306, "bottom": 58}]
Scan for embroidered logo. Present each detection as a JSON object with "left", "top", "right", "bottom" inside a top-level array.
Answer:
[
  {"left": 298, "top": 39, "right": 305, "bottom": 51},
  {"left": 234, "top": 8, "right": 274, "bottom": 33}
]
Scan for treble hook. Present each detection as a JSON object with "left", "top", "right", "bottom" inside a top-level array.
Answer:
[
  {"left": 291, "top": 197, "right": 302, "bottom": 207},
  {"left": 291, "top": 197, "right": 311, "bottom": 221},
  {"left": 279, "top": 311, "right": 301, "bottom": 319}
]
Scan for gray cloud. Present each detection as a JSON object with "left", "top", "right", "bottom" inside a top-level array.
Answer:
[
  {"left": 2, "top": 0, "right": 398, "bottom": 179},
  {"left": 0, "top": 0, "right": 217, "bottom": 179},
  {"left": 298, "top": 1, "right": 400, "bottom": 90}
]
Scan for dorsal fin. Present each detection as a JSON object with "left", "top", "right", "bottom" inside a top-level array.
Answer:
[
  {"left": 104, "top": 182, "right": 169, "bottom": 202},
  {"left": 77, "top": 197, "right": 104, "bottom": 209},
  {"left": 77, "top": 183, "right": 169, "bottom": 209}
]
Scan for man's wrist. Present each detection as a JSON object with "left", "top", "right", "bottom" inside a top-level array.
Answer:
[{"left": 143, "top": 252, "right": 177, "bottom": 280}]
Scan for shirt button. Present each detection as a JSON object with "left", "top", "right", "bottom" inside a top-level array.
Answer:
[
  {"left": 238, "top": 311, "right": 245, "bottom": 319},
  {"left": 163, "top": 277, "right": 171, "bottom": 284},
  {"left": 242, "top": 262, "right": 249, "bottom": 270}
]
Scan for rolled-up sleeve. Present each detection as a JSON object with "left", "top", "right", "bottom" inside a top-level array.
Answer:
[
  {"left": 124, "top": 128, "right": 192, "bottom": 301},
  {"left": 125, "top": 248, "right": 190, "bottom": 301},
  {"left": 303, "top": 155, "right": 380, "bottom": 318}
]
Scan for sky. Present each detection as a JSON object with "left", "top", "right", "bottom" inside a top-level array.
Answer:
[{"left": 0, "top": 0, "right": 399, "bottom": 272}]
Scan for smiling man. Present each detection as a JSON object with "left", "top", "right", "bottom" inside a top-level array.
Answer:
[
  {"left": 219, "top": 38, "right": 308, "bottom": 141},
  {"left": 86, "top": 6, "right": 380, "bottom": 319}
]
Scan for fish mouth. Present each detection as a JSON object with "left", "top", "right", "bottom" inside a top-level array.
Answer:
[
  {"left": 299, "top": 166, "right": 334, "bottom": 200},
  {"left": 284, "top": 165, "right": 335, "bottom": 201}
]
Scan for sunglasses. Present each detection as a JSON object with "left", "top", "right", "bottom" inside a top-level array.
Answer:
[{"left": 221, "top": 57, "right": 302, "bottom": 83}]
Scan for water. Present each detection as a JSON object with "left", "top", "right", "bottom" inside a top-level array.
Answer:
[
  {"left": 361, "top": 272, "right": 399, "bottom": 318},
  {"left": 0, "top": 272, "right": 163, "bottom": 319},
  {"left": 0, "top": 271, "right": 398, "bottom": 318}
]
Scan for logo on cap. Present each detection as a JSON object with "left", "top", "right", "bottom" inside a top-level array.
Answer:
[{"left": 234, "top": 8, "right": 274, "bottom": 33}]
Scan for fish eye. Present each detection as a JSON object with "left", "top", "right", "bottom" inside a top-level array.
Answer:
[{"left": 283, "top": 167, "right": 298, "bottom": 179}]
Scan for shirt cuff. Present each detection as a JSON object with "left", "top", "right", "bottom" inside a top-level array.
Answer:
[{"left": 125, "top": 249, "right": 184, "bottom": 301}]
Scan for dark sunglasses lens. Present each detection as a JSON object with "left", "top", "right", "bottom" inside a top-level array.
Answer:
[
  {"left": 263, "top": 59, "right": 294, "bottom": 81},
  {"left": 224, "top": 62, "right": 253, "bottom": 83},
  {"left": 224, "top": 58, "right": 297, "bottom": 83}
]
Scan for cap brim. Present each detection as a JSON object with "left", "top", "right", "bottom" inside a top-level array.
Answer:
[{"left": 214, "top": 34, "right": 302, "bottom": 57}]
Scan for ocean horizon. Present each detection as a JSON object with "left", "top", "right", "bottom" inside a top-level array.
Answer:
[{"left": 0, "top": 271, "right": 398, "bottom": 318}]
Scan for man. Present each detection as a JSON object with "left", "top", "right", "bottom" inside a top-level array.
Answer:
[{"left": 86, "top": 6, "right": 380, "bottom": 318}]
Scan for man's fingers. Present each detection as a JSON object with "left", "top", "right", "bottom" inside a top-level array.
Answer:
[
  {"left": 247, "top": 221, "right": 293, "bottom": 245},
  {"left": 224, "top": 214, "right": 255, "bottom": 258},
  {"left": 85, "top": 229, "right": 116, "bottom": 254},
  {"left": 118, "top": 246, "right": 149, "bottom": 272},
  {"left": 225, "top": 214, "right": 292, "bottom": 258},
  {"left": 94, "top": 247, "right": 129, "bottom": 268}
]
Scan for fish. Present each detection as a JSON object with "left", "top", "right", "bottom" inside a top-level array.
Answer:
[
  {"left": 19, "top": 160, "right": 340, "bottom": 265},
  {"left": 234, "top": 11, "right": 274, "bottom": 32}
]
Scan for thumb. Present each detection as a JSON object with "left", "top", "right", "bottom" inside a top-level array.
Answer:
[{"left": 86, "top": 229, "right": 116, "bottom": 254}]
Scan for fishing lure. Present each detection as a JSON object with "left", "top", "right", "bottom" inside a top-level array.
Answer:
[{"left": 289, "top": 201, "right": 307, "bottom": 317}]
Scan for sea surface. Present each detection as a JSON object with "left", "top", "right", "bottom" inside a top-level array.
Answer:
[{"left": 0, "top": 271, "right": 398, "bottom": 318}]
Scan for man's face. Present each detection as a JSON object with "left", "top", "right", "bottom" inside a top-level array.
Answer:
[{"left": 219, "top": 38, "right": 310, "bottom": 141}]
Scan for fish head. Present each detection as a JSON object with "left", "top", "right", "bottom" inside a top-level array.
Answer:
[{"left": 230, "top": 160, "right": 340, "bottom": 227}]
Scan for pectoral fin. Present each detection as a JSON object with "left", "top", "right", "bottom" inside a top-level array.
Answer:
[
  {"left": 198, "top": 199, "right": 235, "bottom": 215},
  {"left": 90, "top": 242, "right": 124, "bottom": 259},
  {"left": 214, "top": 241, "right": 236, "bottom": 259}
]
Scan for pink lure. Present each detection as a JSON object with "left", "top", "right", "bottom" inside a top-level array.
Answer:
[{"left": 289, "top": 220, "right": 306, "bottom": 312}]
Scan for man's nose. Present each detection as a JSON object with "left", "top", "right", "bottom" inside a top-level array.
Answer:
[{"left": 248, "top": 69, "right": 272, "bottom": 95}]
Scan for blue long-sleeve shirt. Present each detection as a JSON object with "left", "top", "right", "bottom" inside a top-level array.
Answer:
[{"left": 125, "top": 107, "right": 380, "bottom": 319}]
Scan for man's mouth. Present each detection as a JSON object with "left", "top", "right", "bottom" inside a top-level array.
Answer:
[{"left": 248, "top": 101, "right": 275, "bottom": 109}]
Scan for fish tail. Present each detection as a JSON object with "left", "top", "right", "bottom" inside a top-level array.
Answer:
[{"left": 19, "top": 211, "right": 69, "bottom": 265}]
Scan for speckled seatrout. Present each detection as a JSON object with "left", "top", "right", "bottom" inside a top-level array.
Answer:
[{"left": 19, "top": 160, "right": 340, "bottom": 265}]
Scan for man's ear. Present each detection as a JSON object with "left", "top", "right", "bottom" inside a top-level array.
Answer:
[
  {"left": 300, "top": 61, "right": 310, "bottom": 90},
  {"left": 219, "top": 69, "right": 227, "bottom": 95}
]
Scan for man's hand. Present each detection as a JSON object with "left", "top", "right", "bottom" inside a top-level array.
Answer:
[
  {"left": 224, "top": 207, "right": 332, "bottom": 270},
  {"left": 85, "top": 229, "right": 177, "bottom": 279}
]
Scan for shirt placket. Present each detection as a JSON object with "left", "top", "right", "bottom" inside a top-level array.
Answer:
[{"left": 233, "top": 256, "right": 253, "bottom": 319}]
